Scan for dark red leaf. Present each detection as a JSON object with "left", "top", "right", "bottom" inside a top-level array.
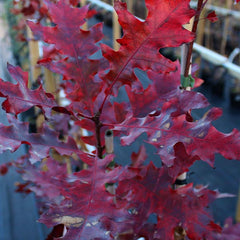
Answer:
[
  {"left": 0, "top": 64, "right": 57, "bottom": 118},
  {"left": 22, "top": 4, "right": 36, "bottom": 16},
  {"left": 207, "top": 11, "right": 218, "bottom": 23},
  {"left": 0, "top": 164, "right": 8, "bottom": 175},
  {"left": 15, "top": 182, "right": 32, "bottom": 194},
  {"left": 131, "top": 145, "right": 147, "bottom": 167},
  {"left": 100, "top": 0, "right": 195, "bottom": 99},
  {"left": 39, "top": 155, "right": 125, "bottom": 239},
  {"left": 116, "top": 163, "right": 219, "bottom": 239},
  {"left": 125, "top": 64, "right": 208, "bottom": 117},
  {"left": 46, "top": 224, "right": 66, "bottom": 240},
  {"left": 28, "top": 1, "right": 102, "bottom": 58},
  {"left": 28, "top": 0, "right": 109, "bottom": 116},
  {"left": 39, "top": 58, "right": 107, "bottom": 116},
  {"left": 168, "top": 142, "right": 200, "bottom": 179},
  {"left": 0, "top": 115, "right": 93, "bottom": 164},
  {"left": 114, "top": 106, "right": 240, "bottom": 167}
]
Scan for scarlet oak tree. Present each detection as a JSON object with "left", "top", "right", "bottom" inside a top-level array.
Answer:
[{"left": 1, "top": 0, "right": 240, "bottom": 239}]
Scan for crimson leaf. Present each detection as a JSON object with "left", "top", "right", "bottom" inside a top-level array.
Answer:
[
  {"left": 0, "top": 115, "right": 93, "bottom": 164},
  {"left": 39, "top": 155, "right": 126, "bottom": 239},
  {"left": 100, "top": 0, "right": 195, "bottom": 100},
  {"left": 0, "top": 63, "right": 59, "bottom": 118},
  {"left": 28, "top": 0, "right": 108, "bottom": 117},
  {"left": 113, "top": 105, "right": 240, "bottom": 168},
  {"left": 206, "top": 11, "right": 218, "bottom": 23},
  {"left": 115, "top": 163, "right": 220, "bottom": 239}
]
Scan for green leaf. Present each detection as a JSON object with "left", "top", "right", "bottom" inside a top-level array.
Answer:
[{"left": 181, "top": 74, "right": 195, "bottom": 88}]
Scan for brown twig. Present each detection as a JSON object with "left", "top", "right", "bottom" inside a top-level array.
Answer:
[
  {"left": 184, "top": 0, "right": 205, "bottom": 77},
  {"left": 93, "top": 112, "right": 104, "bottom": 159}
]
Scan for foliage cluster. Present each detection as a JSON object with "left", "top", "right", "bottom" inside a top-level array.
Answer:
[{"left": 1, "top": 0, "right": 240, "bottom": 239}]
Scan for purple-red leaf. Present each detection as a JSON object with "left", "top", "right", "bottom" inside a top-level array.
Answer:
[
  {"left": 211, "top": 218, "right": 240, "bottom": 239},
  {"left": 0, "top": 115, "right": 93, "bottom": 163},
  {"left": 116, "top": 163, "right": 219, "bottom": 239},
  {"left": 28, "top": 0, "right": 109, "bottom": 116},
  {"left": 168, "top": 142, "right": 200, "bottom": 179},
  {"left": 207, "top": 11, "right": 218, "bottom": 23},
  {"left": 0, "top": 164, "right": 8, "bottom": 175},
  {"left": 28, "top": 1, "right": 102, "bottom": 58},
  {"left": 125, "top": 63, "right": 208, "bottom": 117},
  {"left": 100, "top": 0, "right": 195, "bottom": 99},
  {"left": 131, "top": 145, "right": 147, "bottom": 167},
  {"left": 0, "top": 64, "right": 57, "bottom": 117},
  {"left": 114, "top": 106, "right": 240, "bottom": 167},
  {"left": 39, "top": 155, "right": 125, "bottom": 239}
]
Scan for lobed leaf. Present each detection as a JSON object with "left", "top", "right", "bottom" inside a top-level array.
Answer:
[
  {"left": 100, "top": 0, "right": 195, "bottom": 99},
  {"left": 114, "top": 105, "right": 240, "bottom": 167},
  {"left": 28, "top": 0, "right": 101, "bottom": 58},
  {"left": 115, "top": 163, "right": 220, "bottom": 239},
  {"left": 39, "top": 155, "right": 126, "bottom": 239},
  {"left": 28, "top": 0, "right": 109, "bottom": 116},
  {"left": 0, "top": 64, "right": 58, "bottom": 118},
  {"left": 0, "top": 115, "right": 93, "bottom": 164}
]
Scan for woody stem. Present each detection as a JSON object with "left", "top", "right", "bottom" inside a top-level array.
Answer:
[{"left": 184, "top": 0, "right": 204, "bottom": 77}]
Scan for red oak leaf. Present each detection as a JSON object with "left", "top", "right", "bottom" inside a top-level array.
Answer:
[
  {"left": 113, "top": 104, "right": 240, "bottom": 167},
  {"left": 211, "top": 217, "right": 240, "bottom": 239},
  {"left": 112, "top": 88, "right": 208, "bottom": 144},
  {"left": 28, "top": 0, "right": 109, "bottom": 116},
  {"left": 131, "top": 145, "right": 147, "bottom": 167},
  {"left": 116, "top": 163, "right": 219, "bottom": 239},
  {"left": 125, "top": 63, "right": 209, "bottom": 117},
  {"left": 153, "top": 107, "right": 240, "bottom": 166},
  {"left": 39, "top": 155, "right": 126, "bottom": 239},
  {"left": 28, "top": 1, "right": 103, "bottom": 59},
  {"left": 206, "top": 11, "right": 218, "bottom": 23},
  {"left": 4, "top": 1, "right": 240, "bottom": 239},
  {"left": 155, "top": 184, "right": 220, "bottom": 240},
  {"left": 22, "top": 157, "right": 69, "bottom": 200},
  {"left": 100, "top": 0, "right": 195, "bottom": 99},
  {"left": 0, "top": 115, "right": 93, "bottom": 164},
  {"left": 39, "top": 58, "right": 108, "bottom": 117},
  {"left": 168, "top": 142, "right": 200, "bottom": 179},
  {"left": 0, "top": 64, "right": 57, "bottom": 118}
]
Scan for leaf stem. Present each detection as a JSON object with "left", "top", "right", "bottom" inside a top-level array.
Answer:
[
  {"left": 77, "top": 112, "right": 93, "bottom": 120},
  {"left": 184, "top": 0, "right": 205, "bottom": 77}
]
